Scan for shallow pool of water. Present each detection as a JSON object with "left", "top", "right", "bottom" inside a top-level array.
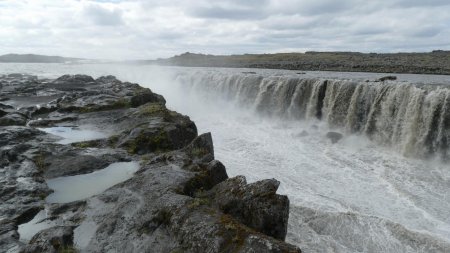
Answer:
[
  {"left": 46, "top": 162, "right": 139, "bottom": 203},
  {"left": 38, "top": 126, "right": 109, "bottom": 144},
  {"left": 18, "top": 162, "right": 140, "bottom": 242},
  {"left": 18, "top": 210, "right": 56, "bottom": 242}
]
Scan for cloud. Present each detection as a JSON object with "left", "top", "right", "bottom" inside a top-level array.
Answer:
[
  {"left": 82, "top": 3, "right": 124, "bottom": 26},
  {"left": 394, "top": 0, "right": 450, "bottom": 8},
  {"left": 0, "top": 0, "right": 448, "bottom": 60}
]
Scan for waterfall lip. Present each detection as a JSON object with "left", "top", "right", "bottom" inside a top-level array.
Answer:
[
  {"left": 172, "top": 66, "right": 450, "bottom": 87},
  {"left": 174, "top": 68, "right": 450, "bottom": 160}
]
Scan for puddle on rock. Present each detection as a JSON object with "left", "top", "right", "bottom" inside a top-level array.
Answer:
[
  {"left": 18, "top": 162, "right": 139, "bottom": 242},
  {"left": 18, "top": 210, "right": 56, "bottom": 242},
  {"left": 74, "top": 220, "right": 98, "bottom": 249},
  {"left": 46, "top": 162, "right": 140, "bottom": 203},
  {"left": 38, "top": 126, "right": 109, "bottom": 144}
]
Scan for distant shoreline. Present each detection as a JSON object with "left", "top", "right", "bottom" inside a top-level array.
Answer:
[
  {"left": 145, "top": 51, "right": 450, "bottom": 75},
  {"left": 2, "top": 50, "right": 450, "bottom": 75}
]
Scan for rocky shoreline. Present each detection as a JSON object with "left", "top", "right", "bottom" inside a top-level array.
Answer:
[
  {"left": 150, "top": 51, "right": 450, "bottom": 75},
  {"left": 0, "top": 74, "right": 300, "bottom": 252}
]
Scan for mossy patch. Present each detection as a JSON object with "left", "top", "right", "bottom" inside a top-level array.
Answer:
[
  {"left": 138, "top": 103, "right": 166, "bottom": 116},
  {"left": 169, "top": 248, "right": 185, "bottom": 253},
  {"left": 188, "top": 198, "right": 210, "bottom": 209},
  {"left": 154, "top": 209, "right": 172, "bottom": 225},
  {"left": 138, "top": 209, "right": 173, "bottom": 235},
  {"left": 71, "top": 139, "right": 102, "bottom": 149},
  {"left": 77, "top": 98, "right": 131, "bottom": 113},
  {"left": 219, "top": 214, "right": 250, "bottom": 251},
  {"left": 108, "top": 135, "right": 120, "bottom": 147},
  {"left": 58, "top": 245, "right": 78, "bottom": 253},
  {"left": 182, "top": 170, "right": 215, "bottom": 197},
  {"left": 189, "top": 147, "right": 209, "bottom": 157},
  {"left": 125, "top": 130, "right": 171, "bottom": 155},
  {"left": 33, "top": 152, "right": 47, "bottom": 171},
  {"left": 31, "top": 191, "right": 49, "bottom": 200},
  {"left": 137, "top": 103, "right": 179, "bottom": 122},
  {"left": 140, "top": 154, "right": 152, "bottom": 163}
]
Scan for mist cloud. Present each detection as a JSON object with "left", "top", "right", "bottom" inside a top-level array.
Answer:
[{"left": 0, "top": 0, "right": 448, "bottom": 60}]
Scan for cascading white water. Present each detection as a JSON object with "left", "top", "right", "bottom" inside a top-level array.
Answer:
[{"left": 174, "top": 71, "right": 450, "bottom": 159}]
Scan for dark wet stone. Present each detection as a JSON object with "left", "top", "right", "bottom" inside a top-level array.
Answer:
[
  {"left": 54, "top": 74, "right": 95, "bottom": 84},
  {"left": 96, "top": 75, "right": 119, "bottom": 84},
  {"left": 0, "top": 112, "right": 27, "bottom": 126},
  {"left": 207, "top": 176, "right": 290, "bottom": 240},
  {"left": 130, "top": 89, "right": 166, "bottom": 107},
  {"left": 184, "top": 132, "right": 214, "bottom": 163},
  {"left": 326, "top": 131, "right": 343, "bottom": 144},
  {"left": 0, "top": 109, "right": 7, "bottom": 117},
  {"left": 206, "top": 160, "right": 228, "bottom": 186},
  {"left": 14, "top": 206, "right": 42, "bottom": 225},
  {"left": 296, "top": 130, "right": 309, "bottom": 137},
  {"left": 118, "top": 115, "right": 197, "bottom": 155},
  {"left": 21, "top": 226, "right": 74, "bottom": 253},
  {"left": 377, "top": 75, "right": 397, "bottom": 81},
  {"left": 44, "top": 154, "right": 111, "bottom": 178},
  {"left": 0, "top": 102, "right": 14, "bottom": 109}
]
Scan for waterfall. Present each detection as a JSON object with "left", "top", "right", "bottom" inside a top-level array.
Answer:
[{"left": 175, "top": 70, "right": 450, "bottom": 159}]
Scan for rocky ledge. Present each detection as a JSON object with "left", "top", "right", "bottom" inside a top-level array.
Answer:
[{"left": 0, "top": 74, "right": 300, "bottom": 252}]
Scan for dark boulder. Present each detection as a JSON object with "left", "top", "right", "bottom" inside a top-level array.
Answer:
[
  {"left": 326, "top": 131, "right": 343, "bottom": 144},
  {"left": 96, "top": 75, "right": 119, "bottom": 84},
  {"left": 50, "top": 74, "right": 96, "bottom": 91},
  {"left": 130, "top": 89, "right": 166, "bottom": 107},
  {"left": 54, "top": 74, "right": 95, "bottom": 84},
  {"left": 377, "top": 76, "right": 397, "bottom": 81},
  {"left": 31, "top": 105, "right": 58, "bottom": 116},
  {"left": 207, "top": 176, "right": 290, "bottom": 240},
  {"left": 118, "top": 112, "right": 198, "bottom": 155},
  {"left": 184, "top": 132, "right": 215, "bottom": 163},
  {"left": 296, "top": 130, "right": 309, "bottom": 137},
  {"left": 206, "top": 160, "right": 228, "bottom": 186}
]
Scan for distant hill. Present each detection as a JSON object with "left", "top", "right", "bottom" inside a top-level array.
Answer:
[
  {"left": 147, "top": 50, "right": 450, "bottom": 75},
  {"left": 0, "top": 54, "right": 84, "bottom": 63}
]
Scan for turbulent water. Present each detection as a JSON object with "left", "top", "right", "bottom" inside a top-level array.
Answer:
[{"left": 1, "top": 63, "right": 450, "bottom": 252}]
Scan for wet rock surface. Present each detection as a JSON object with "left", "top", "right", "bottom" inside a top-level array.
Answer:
[
  {"left": 20, "top": 226, "right": 75, "bottom": 253},
  {"left": 0, "top": 74, "right": 300, "bottom": 252},
  {"left": 326, "top": 131, "right": 343, "bottom": 144}
]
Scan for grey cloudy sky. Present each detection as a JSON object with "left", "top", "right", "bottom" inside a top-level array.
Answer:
[{"left": 0, "top": 0, "right": 449, "bottom": 60}]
